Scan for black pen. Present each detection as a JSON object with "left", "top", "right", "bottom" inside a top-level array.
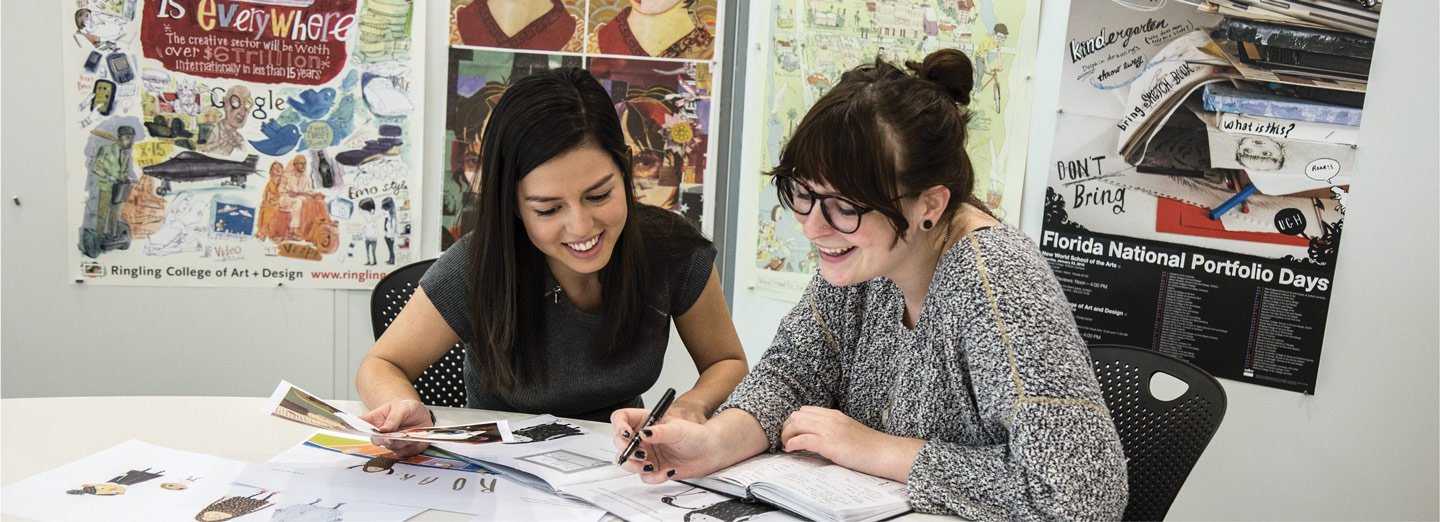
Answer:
[{"left": 616, "top": 387, "right": 675, "bottom": 465}]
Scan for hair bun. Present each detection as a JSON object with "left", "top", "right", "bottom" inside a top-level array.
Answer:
[{"left": 907, "top": 49, "right": 974, "bottom": 105}]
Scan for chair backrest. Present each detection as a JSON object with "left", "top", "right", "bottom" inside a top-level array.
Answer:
[
  {"left": 1088, "top": 344, "right": 1227, "bottom": 521},
  {"left": 370, "top": 259, "right": 468, "bottom": 408}
]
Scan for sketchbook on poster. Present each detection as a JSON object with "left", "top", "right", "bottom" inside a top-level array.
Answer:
[{"left": 681, "top": 451, "right": 911, "bottom": 522}]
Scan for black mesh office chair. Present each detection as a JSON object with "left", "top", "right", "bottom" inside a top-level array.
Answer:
[
  {"left": 1089, "top": 344, "right": 1227, "bottom": 521},
  {"left": 371, "top": 259, "right": 468, "bottom": 407}
]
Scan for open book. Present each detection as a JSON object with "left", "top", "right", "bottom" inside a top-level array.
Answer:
[{"left": 684, "top": 452, "right": 911, "bottom": 522}]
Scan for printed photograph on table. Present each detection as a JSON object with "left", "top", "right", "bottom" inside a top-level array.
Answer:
[
  {"left": 586, "top": 0, "right": 719, "bottom": 59},
  {"left": 62, "top": 0, "right": 426, "bottom": 288},
  {"left": 588, "top": 56, "right": 712, "bottom": 226},
  {"left": 743, "top": 0, "right": 1042, "bottom": 301},
  {"left": 1039, "top": 0, "right": 1383, "bottom": 393},
  {"left": 449, "top": 0, "right": 587, "bottom": 52},
  {"left": 442, "top": 49, "right": 583, "bottom": 249}
]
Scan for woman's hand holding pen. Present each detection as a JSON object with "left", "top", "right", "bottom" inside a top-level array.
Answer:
[
  {"left": 610, "top": 410, "right": 728, "bottom": 484},
  {"left": 359, "top": 399, "right": 434, "bottom": 457}
]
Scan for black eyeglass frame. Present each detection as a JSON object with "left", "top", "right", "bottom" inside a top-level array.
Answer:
[{"left": 774, "top": 175, "right": 910, "bottom": 234}]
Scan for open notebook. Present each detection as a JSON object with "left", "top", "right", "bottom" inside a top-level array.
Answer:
[{"left": 683, "top": 452, "right": 912, "bottom": 522}]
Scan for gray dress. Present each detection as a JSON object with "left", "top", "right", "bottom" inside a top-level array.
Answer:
[
  {"left": 720, "top": 223, "right": 1128, "bottom": 520},
  {"left": 423, "top": 205, "right": 716, "bottom": 422}
]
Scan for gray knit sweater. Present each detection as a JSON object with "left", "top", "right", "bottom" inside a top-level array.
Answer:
[{"left": 720, "top": 223, "right": 1128, "bottom": 520}]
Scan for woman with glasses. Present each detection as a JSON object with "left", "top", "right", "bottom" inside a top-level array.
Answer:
[
  {"left": 356, "top": 67, "right": 748, "bottom": 457},
  {"left": 612, "top": 50, "right": 1127, "bottom": 520}
]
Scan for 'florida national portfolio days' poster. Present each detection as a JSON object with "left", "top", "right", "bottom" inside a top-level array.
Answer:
[
  {"left": 1041, "top": 0, "right": 1380, "bottom": 393},
  {"left": 64, "top": 0, "right": 425, "bottom": 288}
]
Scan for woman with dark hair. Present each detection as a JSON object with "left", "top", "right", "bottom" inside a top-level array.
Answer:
[
  {"left": 356, "top": 67, "right": 747, "bottom": 457},
  {"left": 612, "top": 50, "right": 1128, "bottom": 520}
]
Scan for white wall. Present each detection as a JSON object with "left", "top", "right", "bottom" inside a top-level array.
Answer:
[
  {"left": 3, "top": 1, "right": 1437, "bottom": 519},
  {"left": 0, "top": 1, "right": 692, "bottom": 409},
  {"left": 727, "top": 1, "right": 1439, "bottom": 520}
]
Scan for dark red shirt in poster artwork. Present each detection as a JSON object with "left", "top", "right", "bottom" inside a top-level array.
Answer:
[
  {"left": 141, "top": 0, "right": 358, "bottom": 86},
  {"left": 454, "top": 0, "right": 577, "bottom": 51}
]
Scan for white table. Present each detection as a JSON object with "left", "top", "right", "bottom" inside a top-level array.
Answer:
[{"left": 1, "top": 396, "right": 958, "bottom": 521}]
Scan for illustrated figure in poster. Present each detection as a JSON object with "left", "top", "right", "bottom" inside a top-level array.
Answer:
[
  {"left": 359, "top": 198, "right": 379, "bottom": 266},
  {"left": 972, "top": 23, "right": 1008, "bottom": 111},
  {"left": 255, "top": 162, "right": 285, "bottom": 242},
  {"left": 66, "top": 467, "right": 164, "bottom": 496},
  {"left": 194, "top": 489, "right": 278, "bottom": 521},
  {"left": 271, "top": 498, "right": 347, "bottom": 522},
  {"left": 589, "top": 0, "right": 715, "bottom": 59},
  {"left": 381, "top": 197, "right": 397, "bottom": 265},
  {"left": 511, "top": 421, "right": 582, "bottom": 443},
  {"left": 145, "top": 191, "right": 209, "bottom": 256},
  {"left": 1235, "top": 136, "right": 1285, "bottom": 171},
  {"left": 620, "top": 94, "right": 686, "bottom": 209},
  {"left": 81, "top": 124, "right": 137, "bottom": 257},
  {"left": 660, "top": 487, "right": 779, "bottom": 522},
  {"left": 74, "top": 8, "right": 128, "bottom": 50},
  {"left": 279, "top": 154, "right": 315, "bottom": 234},
  {"left": 361, "top": 455, "right": 400, "bottom": 473},
  {"left": 453, "top": 0, "right": 583, "bottom": 52},
  {"left": 203, "top": 85, "right": 251, "bottom": 156}
]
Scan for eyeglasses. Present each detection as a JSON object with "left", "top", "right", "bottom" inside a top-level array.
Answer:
[{"left": 774, "top": 176, "right": 882, "bottom": 234}]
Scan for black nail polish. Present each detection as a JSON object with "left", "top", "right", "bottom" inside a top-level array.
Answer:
[
  {"left": 635, "top": 450, "right": 646, "bottom": 460},
  {"left": 643, "top": 464, "right": 654, "bottom": 472},
  {"left": 622, "top": 430, "right": 631, "bottom": 439},
  {"left": 642, "top": 429, "right": 653, "bottom": 437},
  {"left": 667, "top": 470, "right": 677, "bottom": 477}
]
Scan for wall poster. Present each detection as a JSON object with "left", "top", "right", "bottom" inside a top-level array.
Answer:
[
  {"left": 440, "top": 0, "right": 724, "bottom": 250},
  {"left": 1040, "top": 0, "right": 1382, "bottom": 393},
  {"left": 741, "top": 0, "right": 1043, "bottom": 301},
  {"left": 64, "top": 0, "right": 426, "bottom": 288}
]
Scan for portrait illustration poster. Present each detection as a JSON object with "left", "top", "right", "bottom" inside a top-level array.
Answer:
[
  {"left": 740, "top": 0, "right": 1043, "bottom": 302},
  {"left": 63, "top": 0, "right": 426, "bottom": 288},
  {"left": 1039, "top": 0, "right": 1378, "bottom": 393},
  {"left": 442, "top": 0, "right": 726, "bottom": 249}
]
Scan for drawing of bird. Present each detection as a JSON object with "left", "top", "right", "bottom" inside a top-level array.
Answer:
[
  {"left": 249, "top": 120, "right": 301, "bottom": 157},
  {"left": 288, "top": 88, "right": 336, "bottom": 120},
  {"left": 326, "top": 94, "right": 357, "bottom": 146}
]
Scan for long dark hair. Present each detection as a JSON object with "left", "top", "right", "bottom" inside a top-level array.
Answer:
[
  {"left": 768, "top": 49, "right": 993, "bottom": 244},
  {"left": 462, "top": 67, "right": 648, "bottom": 394}
]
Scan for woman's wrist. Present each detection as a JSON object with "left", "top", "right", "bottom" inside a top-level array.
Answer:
[{"left": 401, "top": 399, "right": 436, "bottom": 425}]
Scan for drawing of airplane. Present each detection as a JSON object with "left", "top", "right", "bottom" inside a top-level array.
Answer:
[{"left": 142, "top": 152, "right": 261, "bottom": 196}]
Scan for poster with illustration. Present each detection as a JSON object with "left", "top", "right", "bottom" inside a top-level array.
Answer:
[
  {"left": 63, "top": 0, "right": 425, "bottom": 288},
  {"left": 442, "top": 1, "right": 725, "bottom": 250},
  {"left": 740, "top": 0, "right": 1042, "bottom": 301},
  {"left": 0, "top": 440, "right": 423, "bottom": 522},
  {"left": 449, "top": 0, "right": 587, "bottom": 52},
  {"left": 587, "top": 0, "right": 718, "bottom": 60},
  {"left": 1039, "top": 0, "right": 1381, "bottom": 393}
]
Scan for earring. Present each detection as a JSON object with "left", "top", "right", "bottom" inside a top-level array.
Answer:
[{"left": 922, "top": 220, "right": 933, "bottom": 230}]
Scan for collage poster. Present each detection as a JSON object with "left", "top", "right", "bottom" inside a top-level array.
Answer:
[
  {"left": 63, "top": 0, "right": 426, "bottom": 289},
  {"left": 441, "top": 0, "right": 723, "bottom": 249},
  {"left": 743, "top": 0, "right": 1042, "bottom": 301},
  {"left": 1039, "top": 0, "right": 1375, "bottom": 393}
]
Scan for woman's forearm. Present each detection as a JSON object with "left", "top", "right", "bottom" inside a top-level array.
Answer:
[
  {"left": 674, "top": 358, "right": 749, "bottom": 417},
  {"left": 355, "top": 356, "right": 423, "bottom": 410}
]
